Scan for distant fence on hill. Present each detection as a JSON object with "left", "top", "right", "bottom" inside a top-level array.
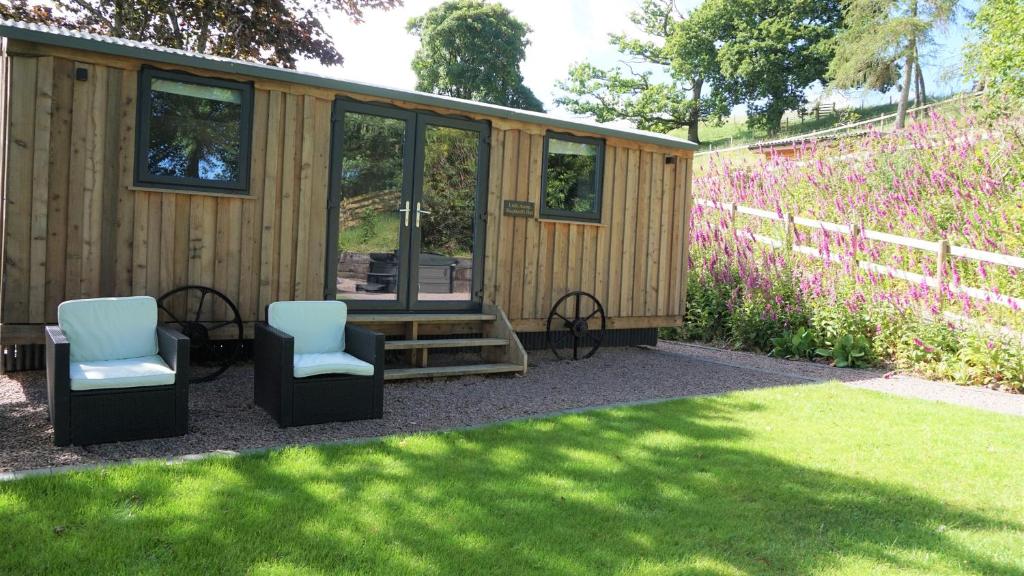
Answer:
[
  {"left": 695, "top": 198, "right": 1024, "bottom": 313},
  {"left": 698, "top": 92, "right": 982, "bottom": 157}
]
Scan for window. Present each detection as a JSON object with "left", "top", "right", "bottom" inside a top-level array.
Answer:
[
  {"left": 135, "top": 68, "right": 253, "bottom": 193},
  {"left": 540, "top": 132, "right": 604, "bottom": 222}
]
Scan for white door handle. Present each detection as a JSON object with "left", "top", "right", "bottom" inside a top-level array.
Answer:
[
  {"left": 397, "top": 200, "right": 411, "bottom": 227},
  {"left": 415, "top": 202, "right": 431, "bottom": 227}
]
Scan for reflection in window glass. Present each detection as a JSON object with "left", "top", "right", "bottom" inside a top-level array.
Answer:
[
  {"left": 141, "top": 72, "right": 249, "bottom": 189},
  {"left": 336, "top": 112, "right": 407, "bottom": 302},
  {"left": 543, "top": 136, "right": 603, "bottom": 221}
]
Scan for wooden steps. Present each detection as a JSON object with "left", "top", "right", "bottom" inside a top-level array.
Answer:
[
  {"left": 385, "top": 363, "right": 523, "bottom": 381},
  {"left": 349, "top": 313, "right": 496, "bottom": 324},
  {"left": 353, "top": 305, "right": 527, "bottom": 380},
  {"left": 385, "top": 337, "right": 508, "bottom": 351}
]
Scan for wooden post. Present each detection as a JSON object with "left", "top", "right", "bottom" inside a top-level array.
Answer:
[
  {"left": 936, "top": 239, "right": 949, "bottom": 306},
  {"left": 850, "top": 224, "right": 861, "bottom": 266},
  {"left": 784, "top": 214, "right": 794, "bottom": 249}
]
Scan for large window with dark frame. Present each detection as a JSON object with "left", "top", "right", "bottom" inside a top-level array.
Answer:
[
  {"left": 135, "top": 67, "right": 254, "bottom": 194},
  {"left": 540, "top": 132, "right": 605, "bottom": 222}
]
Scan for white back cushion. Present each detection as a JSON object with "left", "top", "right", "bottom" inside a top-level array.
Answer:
[
  {"left": 268, "top": 301, "right": 347, "bottom": 354},
  {"left": 58, "top": 296, "right": 159, "bottom": 362}
]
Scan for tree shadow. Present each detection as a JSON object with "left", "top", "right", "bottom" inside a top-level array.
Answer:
[{"left": 2, "top": 393, "right": 1020, "bottom": 575}]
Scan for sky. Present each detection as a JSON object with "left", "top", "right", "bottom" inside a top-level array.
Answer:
[{"left": 300, "top": 0, "right": 977, "bottom": 124}]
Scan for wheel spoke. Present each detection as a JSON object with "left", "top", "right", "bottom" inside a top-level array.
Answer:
[
  {"left": 158, "top": 302, "right": 186, "bottom": 326},
  {"left": 585, "top": 307, "right": 602, "bottom": 321},
  {"left": 205, "top": 320, "right": 237, "bottom": 332},
  {"left": 572, "top": 333, "right": 579, "bottom": 360},
  {"left": 553, "top": 312, "right": 572, "bottom": 326},
  {"left": 193, "top": 291, "right": 208, "bottom": 322},
  {"left": 573, "top": 294, "right": 581, "bottom": 322}
]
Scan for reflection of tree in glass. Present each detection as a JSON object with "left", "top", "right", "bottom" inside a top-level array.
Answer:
[
  {"left": 147, "top": 89, "right": 241, "bottom": 182},
  {"left": 421, "top": 127, "right": 477, "bottom": 256},
  {"left": 546, "top": 153, "right": 596, "bottom": 213},
  {"left": 341, "top": 113, "right": 405, "bottom": 199}
]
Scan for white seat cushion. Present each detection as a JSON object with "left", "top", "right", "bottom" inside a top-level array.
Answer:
[
  {"left": 69, "top": 355, "right": 176, "bottom": 391},
  {"left": 293, "top": 352, "right": 374, "bottom": 379},
  {"left": 58, "top": 296, "right": 159, "bottom": 362},
  {"left": 268, "top": 301, "right": 347, "bottom": 354}
]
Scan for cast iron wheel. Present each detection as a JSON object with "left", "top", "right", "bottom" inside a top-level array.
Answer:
[
  {"left": 545, "top": 291, "right": 606, "bottom": 360},
  {"left": 157, "top": 285, "right": 243, "bottom": 383}
]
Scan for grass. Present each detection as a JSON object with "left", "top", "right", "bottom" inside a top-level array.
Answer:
[
  {"left": 2, "top": 383, "right": 1022, "bottom": 575},
  {"left": 339, "top": 212, "right": 400, "bottom": 254}
]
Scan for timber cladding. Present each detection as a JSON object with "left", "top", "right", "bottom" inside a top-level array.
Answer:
[{"left": 0, "top": 41, "right": 693, "bottom": 342}]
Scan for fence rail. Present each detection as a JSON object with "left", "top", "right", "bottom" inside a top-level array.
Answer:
[
  {"left": 340, "top": 190, "right": 401, "bottom": 229},
  {"left": 695, "top": 198, "right": 1024, "bottom": 311}
]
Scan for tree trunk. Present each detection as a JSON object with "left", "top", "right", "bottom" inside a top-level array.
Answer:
[
  {"left": 897, "top": 0, "right": 918, "bottom": 129},
  {"left": 897, "top": 49, "right": 913, "bottom": 128},
  {"left": 915, "top": 60, "right": 926, "bottom": 106},
  {"left": 686, "top": 77, "right": 704, "bottom": 144}
]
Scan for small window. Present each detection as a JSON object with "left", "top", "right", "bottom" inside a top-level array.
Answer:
[
  {"left": 540, "top": 132, "right": 604, "bottom": 222},
  {"left": 135, "top": 68, "right": 253, "bottom": 193}
]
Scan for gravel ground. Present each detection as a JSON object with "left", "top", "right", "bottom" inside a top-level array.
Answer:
[{"left": 2, "top": 342, "right": 1022, "bottom": 475}]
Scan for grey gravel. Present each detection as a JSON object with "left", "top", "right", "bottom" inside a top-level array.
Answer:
[{"left": 2, "top": 342, "right": 1022, "bottom": 474}]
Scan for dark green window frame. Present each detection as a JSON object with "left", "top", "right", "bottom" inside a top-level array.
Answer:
[
  {"left": 134, "top": 67, "right": 254, "bottom": 194},
  {"left": 539, "top": 131, "right": 605, "bottom": 223}
]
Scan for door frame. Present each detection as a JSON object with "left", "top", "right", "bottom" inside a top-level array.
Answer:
[{"left": 324, "top": 98, "right": 490, "bottom": 312}]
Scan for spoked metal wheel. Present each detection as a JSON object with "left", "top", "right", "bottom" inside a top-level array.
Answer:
[
  {"left": 157, "top": 285, "right": 243, "bottom": 383},
  {"left": 545, "top": 291, "right": 606, "bottom": 360}
]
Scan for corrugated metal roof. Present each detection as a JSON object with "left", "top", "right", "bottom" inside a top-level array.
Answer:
[{"left": 0, "top": 20, "right": 698, "bottom": 151}]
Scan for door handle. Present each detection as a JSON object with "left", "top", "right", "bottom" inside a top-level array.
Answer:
[
  {"left": 415, "top": 202, "right": 431, "bottom": 228},
  {"left": 397, "top": 200, "right": 411, "bottom": 227}
]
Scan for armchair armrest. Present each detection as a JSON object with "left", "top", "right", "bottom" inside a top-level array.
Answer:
[
  {"left": 45, "top": 325, "right": 71, "bottom": 446},
  {"left": 255, "top": 322, "right": 295, "bottom": 426},
  {"left": 157, "top": 325, "right": 190, "bottom": 373},
  {"left": 345, "top": 324, "right": 384, "bottom": 375},
  {"left": 157, "top": 325, "right": 190, "bottom": 436}
]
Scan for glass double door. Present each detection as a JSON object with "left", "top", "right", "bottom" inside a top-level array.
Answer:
[{"left": 328, "top": 99, "right": 488, "bottom": 311}]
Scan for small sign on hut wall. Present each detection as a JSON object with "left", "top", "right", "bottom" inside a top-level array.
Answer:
[{"left": 503, "top": 200, "right": 535, "bottom": 217}]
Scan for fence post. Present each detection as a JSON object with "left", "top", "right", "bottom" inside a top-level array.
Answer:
[
  {"left": 729, "top": 203, "right": 738, "bottom": 228},
  {"left": 784, "top": 214, "right": 794, "bottom": 249},
  {"left": 850, "top": 224, "right": 861, "bottom": 268},
  {"left": 936, "top": 239, "right": 949, "bottom": 306}
]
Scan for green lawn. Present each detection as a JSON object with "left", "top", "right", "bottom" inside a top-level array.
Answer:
[{"left": 2, "top": 384, "right": 1022, "bottom": 575}]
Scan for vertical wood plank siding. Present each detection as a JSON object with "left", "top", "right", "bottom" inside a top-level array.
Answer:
[
  {"left": 2, "top": 55, "right": 332, "bottom": 332},
  {"left": 1, "top": 51, "right": 691, "bottom": 335}
]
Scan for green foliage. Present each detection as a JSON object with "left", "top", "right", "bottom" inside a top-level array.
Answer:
[
  {"left": 966, "top": 0, "right": 1024, "bottom": 100},
  {"left": 816, "top": 333, "right": 873, "bottom": 368},
  {"left": 407, "top": 0, "right": 543, "bottom": 111},
  {"left": 828, "top": 0, "right": 960, "bottom": 127},
  {"left": 712, "top": 0, "right": 846, "bottom": 134},
  {"left": 420, "top": 127, "right": 478, "bottom": 256},
  {"left": 555, "top": 0, "right": 728, "bottom": 143},
  {"left": 0, "top": 0, "right": 400, "bottom": 67},
  {"left": 770, "top": 327, "right": 818, "bottom": 359}
]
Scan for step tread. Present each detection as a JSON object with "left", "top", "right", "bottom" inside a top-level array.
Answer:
[
  {"left": 349, "top": 313, "right": 496, "bottom": 324},
  {"left": 384, "top": 363, "right": 523, "bottom": 381},
  {"left": 385, "top": 338, "right": 508, "bottom": 350}
]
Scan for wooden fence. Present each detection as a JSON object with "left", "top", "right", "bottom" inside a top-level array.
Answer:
[
  {"left": 340, "top": 190, "right": 400, "bottom": 229},
  {"left": 695, "top": 198, "right": 1024, "bottom": 311}
]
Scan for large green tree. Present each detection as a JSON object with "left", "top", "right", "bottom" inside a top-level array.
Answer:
[
  {"left": 965, "top": 0, "right": 1024, "bottom": 99},
  {"left": 712, "top": 0, "right": 845, "bottom": 134},
  {"left": 828, "top": 0, "right": 960, "bottom": 128},
  {"left": 0, "top": 0, "right": 400, "bottom": 67},
  {"left": 407, "top": 0, "right": 543, "bottom": 111},
  {"left": 555, "top": 0, "right": 728, "bottom": 143}
]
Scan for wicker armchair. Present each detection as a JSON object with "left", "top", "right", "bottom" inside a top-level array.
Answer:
[
  {"left": 46, "top": 296, "right": 190, "bottom": 446},
  {"left": 254, "top": 301, "right": 384, "bottom": 427}
]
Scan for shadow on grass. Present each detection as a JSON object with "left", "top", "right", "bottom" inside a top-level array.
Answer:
[{"left": 1, "top": 391, "right": 1020, "bottom": 575}]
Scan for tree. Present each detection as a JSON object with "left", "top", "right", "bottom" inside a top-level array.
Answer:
[
  {"left": 555, "top": 0, "right": 727, "bottom": 143},
  {"left": 0, "top": 0, "right": 400, "bottom": 68},
  {"left": 407, "top": 0, "right": 543, "bottom": 112},
  {"left": 712, "top": 0, "right": 845, "bottom": 134},
  {"left": 965, "top": 0, "right": 1024, "bottom": 99},
  {"left": 828, "top": 0, "right": 960, "bottom": 129}
]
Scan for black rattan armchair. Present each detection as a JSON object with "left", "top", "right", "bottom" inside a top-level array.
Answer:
[
  {"left": 46, "top": 296, "right": 190, "bottom": 446},
  {"left": 254, "top": 301, "right": 384, "bottom": 427}
]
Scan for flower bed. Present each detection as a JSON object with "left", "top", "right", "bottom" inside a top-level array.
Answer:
[{"left": 670, "top": 107, "right": 1024, "bottom": 389}]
